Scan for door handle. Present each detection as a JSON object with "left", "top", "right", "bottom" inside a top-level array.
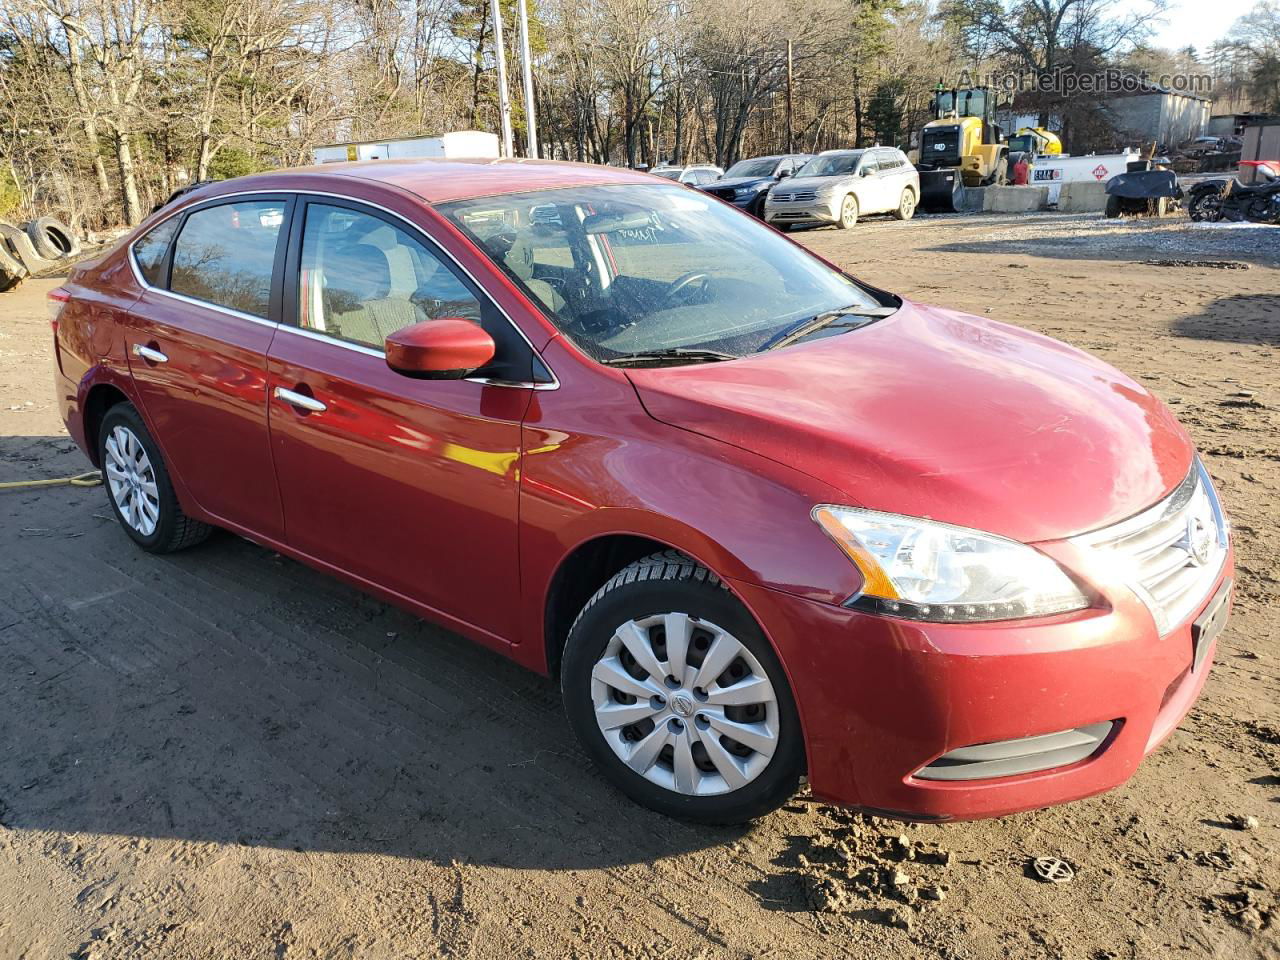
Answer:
[
  {"left": 274, "top": 386, "right": 326, "bottom": 413},
  {"left": 132, "top": 343, "right": 168, "bottom": 364}
]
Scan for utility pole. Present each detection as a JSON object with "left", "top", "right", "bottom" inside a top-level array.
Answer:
[
  {"left": 785, "top": 39, "right": 794, "bottom": 153},
  {"left": 490, "top": 0, "right": 514, "bottom": 158},
  {"left": 516, "top": 0, "right": 538, "bottom": 158}
]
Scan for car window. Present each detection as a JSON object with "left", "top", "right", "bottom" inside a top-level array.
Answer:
[
  {"left": 294, "top": 202, "right": 543, "bottom": 382},
  {"left": 440, "top": 183, "right": 887, "bottom": 362},
  {"left": 132, "top": 216, "right": 180, "bottom": 287},
  {"left": 170, "top": 199, "right": 286, "bottom": 318},
  {"left": 877, "top": 153, "right": 899, "bottom": 172},
  {"left": 796, "top": 152, "right": 862, "bottom": 177},
  {"left": 297, "top": 203, "right": 481, "bottom": 351}
]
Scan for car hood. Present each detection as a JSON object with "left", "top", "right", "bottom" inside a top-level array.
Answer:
[
  {"left": 626, "top": 300, "right": 1193, "bottom": 544},
  {"left": 707, "top": 175, "right": 772, "bottom": 191},
  {"left": 771, "top": 175, "right": 852, "bottom": 193}
]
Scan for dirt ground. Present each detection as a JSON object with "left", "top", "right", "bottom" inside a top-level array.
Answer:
[{"left": 1, "top": 212, "right": 1277, "bottom": 960}]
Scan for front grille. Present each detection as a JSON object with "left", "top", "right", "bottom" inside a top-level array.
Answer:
[
  {"left": 915, "top": 722, "right": 1114, "bottom": 781},
  {"left": 707, "top": 187, "right": 736, "bottom": 200},
  {"left": 1073, "top": 461, "right": 1228, "bottom": 634},
  {"left": 771, "top": 190, "right": 817, "bottom": 203}
]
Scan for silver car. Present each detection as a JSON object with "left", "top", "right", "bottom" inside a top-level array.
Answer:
[{"left": 765, "top": 148, "right": 920, "bottom": 229}]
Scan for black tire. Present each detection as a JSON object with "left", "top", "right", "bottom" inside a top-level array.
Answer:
[
  {"left": 98, "top": 403, "right": 213, "bottom": 553},
  {"left": 25, "top": 216, "right": 80, "bottom": 259},
  {"left": 0, "top": 240, "right": 27, "bottom": 292},
  {"left": 561, "top": 550, "right": 803, "bottom": 824},
  {"left": 1187, "top": 192, "right": 1221, "bottom": 223},
  {"left": 1104, "top": 195, "right": 1122, "bottom": 219},
  {"left": 0, "top": 221, "right": 51, "bottom": 272}
]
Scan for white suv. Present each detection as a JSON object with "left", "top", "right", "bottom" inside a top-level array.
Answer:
[
  {"left": 765, "top": 148, "right": 919, "bottom": 229},
  {"left": 649, "top": 164, "right": 724, "bottom": 185}
]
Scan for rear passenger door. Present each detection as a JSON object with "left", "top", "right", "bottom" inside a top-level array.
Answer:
[
  {"left": 877, "top": 152, "right": 907, "bottom": 211},
  {"left": 266, "top": 197, "right": 546, "bottom": 644},
  {"left": 124, "top": 195, "right": 292, "bottom": 540}
]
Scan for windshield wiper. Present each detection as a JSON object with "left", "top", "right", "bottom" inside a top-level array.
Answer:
[
  {"left": 601, "top": 347, "right": 739, "bottom": 367},
  {"left": 760, "top": 306, "right": 896, "bottom": 352}
]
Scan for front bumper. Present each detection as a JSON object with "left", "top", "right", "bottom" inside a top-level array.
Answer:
[
  {"left": 729, "top": 549, "right": 1232, "bottom": 821},
  {"left": 706, "top": 190, "right": 764, "bottom": 210},
  {"left": 765, "top": 196, "right": 839, "bottom": 225}
]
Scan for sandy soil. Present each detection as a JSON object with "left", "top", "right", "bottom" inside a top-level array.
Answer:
[{"left": 1, "top": 212, "right": 1277, "bottom": 960}]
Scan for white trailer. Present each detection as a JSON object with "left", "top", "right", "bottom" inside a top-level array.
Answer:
[
  {"left": 311, "top": 131, "right": 500, "bottom": 165},
  {"left": 1031, "top": 152, "right": 1140, "bottom": 204}
]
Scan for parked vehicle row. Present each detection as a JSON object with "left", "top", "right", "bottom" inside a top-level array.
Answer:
[
  {"left": 681, "top": 149, "right": 920, "bottom": 229},
  {"left": 52, "top": 157, "right": 1230, "bottom": 825}
]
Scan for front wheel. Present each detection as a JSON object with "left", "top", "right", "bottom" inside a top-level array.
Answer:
[
  {"left": 99, "top": 403, "right": 213, "bottom": 553},
  {"left": 561, "top": 551, "right": 803, "bottom": 824},
  {"left": 837, "top": 194, "right": 859, "bottom": 229}
]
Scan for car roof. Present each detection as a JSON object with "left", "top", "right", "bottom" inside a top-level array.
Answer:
[{"left": 197, "top": 157, "right": 662, "bottom": 206}]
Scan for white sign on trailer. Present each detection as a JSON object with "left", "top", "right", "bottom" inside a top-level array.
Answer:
[
  {"left": 1031, "top": 152, "right": 1140, "bottom": 204},
  {"left": 311, "top": 131, "right": 501, "bottom": 165}
]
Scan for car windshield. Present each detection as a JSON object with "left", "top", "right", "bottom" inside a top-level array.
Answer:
[
  {"left": 796, "top": 152, "right": 862, "bottom": 178},
  {"left": 650, "top": 168, "right": 682, "bottom": 180},
  {"left": 438, "top": 183, "right": 888, "bottom": 362},
  {"left": 724, "top": 158, "right": 777, "bottom": 178}
]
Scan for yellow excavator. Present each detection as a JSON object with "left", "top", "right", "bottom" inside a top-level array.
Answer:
[{"left": 912, "top": 85, "right": 1009, "bottom": 213}]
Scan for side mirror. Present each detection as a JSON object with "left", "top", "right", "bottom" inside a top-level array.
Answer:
[
  {"left": 860, "top": 167, "right": 873, "bottom": 177},
  {"left": 385, "top": 318, "right": 495, "bottom": 379},
  {"left": 778, "top": 168, "right": 793, "bottom": 179}
]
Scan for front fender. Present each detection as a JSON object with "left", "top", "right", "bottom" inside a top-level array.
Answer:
[{"left": 514, "top": 339, "right": 863, "bottom": 672}]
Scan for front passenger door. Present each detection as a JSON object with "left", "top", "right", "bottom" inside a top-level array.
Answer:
[{"left": 267, "top": 199, "right": 544, "bottom": 644}]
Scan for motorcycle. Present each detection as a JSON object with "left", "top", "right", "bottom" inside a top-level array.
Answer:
[{"left": 1187, "top": 161, "right": 1280, "bottom": 223}]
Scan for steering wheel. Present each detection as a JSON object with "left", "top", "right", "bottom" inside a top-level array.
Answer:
[{"left": 659, "top": 271, "right": 711, "bottom": 308}]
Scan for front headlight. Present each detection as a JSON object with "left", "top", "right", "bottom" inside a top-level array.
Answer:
[
  {"left": 812, "top": 506, "right": 1090, "bottom": 622},
  {"left": 734, "top": 185, "right": 761, "bottom": 198}
]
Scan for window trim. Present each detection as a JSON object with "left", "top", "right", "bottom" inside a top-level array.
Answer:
[
  {"left": 129, "top": 192, "right": 296, "bottom": 328},
  {"left": 127, "top": 188, "right": 558, "bottom": 391},
  {"left": 281, "top": 195, "right": 556, "bottom": 389}
]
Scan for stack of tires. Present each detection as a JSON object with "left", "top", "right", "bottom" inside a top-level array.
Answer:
[{"left": 0, "top": 217, "right": 82, "bottom": 292}]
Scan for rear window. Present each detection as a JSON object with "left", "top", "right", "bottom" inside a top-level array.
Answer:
[
  {"left": 170, "top": 200, "right": 286, "bottom": 318},
  {"left": 132, "top": 217, "right": 179, "bottom": 286}
]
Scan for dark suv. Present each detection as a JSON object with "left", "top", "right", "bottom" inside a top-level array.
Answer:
[{"left": 699, "top": 154, "right": 813, "bottom": 218}]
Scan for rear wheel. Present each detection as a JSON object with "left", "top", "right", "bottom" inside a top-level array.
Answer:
[
  {"left": 893, "top": 188, "right": 917, "bottom": 221},
  {"left": 1104, "top": 195, "right": 1122, "bottom": 218},
  {"left": 561, "top": 551, "right": 803, "bottom": 823},
  {"left": 1188, "top": 192, "right": 1222, "bottom": 222},
  {"left": 98, "top": 403, "right": 213, "bottom": 553},
  {"left": 837, "top": 194, "right": 859, "bottom": 229}
]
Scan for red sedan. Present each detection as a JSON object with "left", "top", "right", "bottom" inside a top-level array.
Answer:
[{"left": 49, "top": 159, "right": 1232, "bottom": 823}]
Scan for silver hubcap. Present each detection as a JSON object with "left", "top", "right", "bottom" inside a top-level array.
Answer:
[
  {"left": 104, "top": 425, "right": 160, "bottom": 536},
  {"left": 591, "top": 613, "right": 780, "bottom": 796},
  {"left": 842, "top": 197, "right": 856, "bottom": 225},
  {"left": 901, "top": 192, "right": 914, "bottom": 216}
]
